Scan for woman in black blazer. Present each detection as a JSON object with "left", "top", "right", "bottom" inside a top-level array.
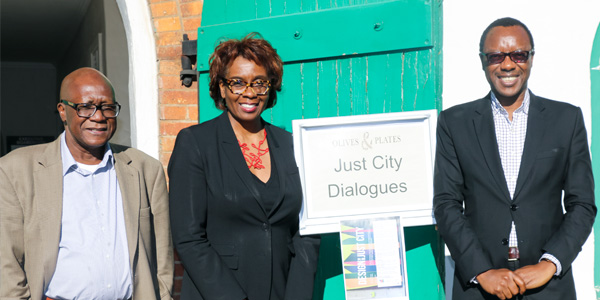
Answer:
[{"left": 168, "top": 34, "right": 320, "bottom": 300}]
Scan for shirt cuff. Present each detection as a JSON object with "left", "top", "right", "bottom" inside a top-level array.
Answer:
[{"left": 540, "top": 253, "right": 561, "bottom": 276}]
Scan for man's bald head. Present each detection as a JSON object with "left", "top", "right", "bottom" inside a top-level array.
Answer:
[
  {"left": 57, "top": 67, "right": 118, "bottom": 164},
  {"left": 60, "top": 67, "right": 115, "bottom": 101}
]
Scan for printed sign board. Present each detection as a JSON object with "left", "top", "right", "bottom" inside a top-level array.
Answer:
[{"left": 293, "top": 110, "right": 437, "bottom": 235}]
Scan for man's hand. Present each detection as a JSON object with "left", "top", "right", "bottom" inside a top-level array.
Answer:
[
  {"left": 476, "top": 268, "right": 526, "bottom": 299},
  {"left": 514, "top": 260, "right": 556, "bottom": 289}
]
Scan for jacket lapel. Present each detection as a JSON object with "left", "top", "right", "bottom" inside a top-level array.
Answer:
[
  {"left": 35, "top": 138, "right": 64, "bottom": 285},
  {"left": 513, "top": 93, "right": 546, "bottom": 200},
  {"left": 473, "top": 96, "right": 511, "bottom": 201},
  {"left": 265, "top": 125, "right": 287, "bottom": 218},
  {"left": 113, "top": 147, "right": 140, "bottom": 270},
  {"left": 217, "top": 112, "right": 268, "bottom": 215}
]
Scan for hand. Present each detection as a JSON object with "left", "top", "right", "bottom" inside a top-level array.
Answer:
[
  {"left": 476, "top": 268, "right": 526, "bottom": 299},
  {"left": 514, "top": 260, "right": 556, "bottom": 289}
]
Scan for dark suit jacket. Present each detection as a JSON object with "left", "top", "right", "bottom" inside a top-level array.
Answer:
[
  {"left": 433, "top": 92, "right": 596, "bottom": 299},
  {"left": 168, "top": 111, "right": 320, "bottom": 300}
]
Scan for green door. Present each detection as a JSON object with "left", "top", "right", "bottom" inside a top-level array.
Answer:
[
  {"left": 196, "top": 1, "right": 444, "bottom": 298},
  {"left": 590, "top": 21, "right": 600, "bottom": 298}
]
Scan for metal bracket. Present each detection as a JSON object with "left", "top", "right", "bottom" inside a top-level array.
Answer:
[{"left": 180, "top": 34, "right": 198, "bottom": 87}]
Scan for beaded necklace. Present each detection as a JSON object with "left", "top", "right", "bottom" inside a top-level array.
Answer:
[{"left": 238, "top": 129, "right": 269, "bottom": 169}]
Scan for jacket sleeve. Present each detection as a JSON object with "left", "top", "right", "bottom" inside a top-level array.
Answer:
[
  {"left": 0, "top": 165, "right": 31, "bottom": 299},
  {"left": 168, "top": 128, "right": 246, "bottom": 300},
  {"left": 541, "top": 107, "right": 596, "bottom": 275},
  {"left": 433, "top": 110, "right": 494, "bottom": 285},
  {"left": 284, "top": 231, "right": 320, "bottom": 300},
  {"left": 283, "top": 135, "right": 320, "bottom": 300},
  {"left": 148, "top": 160, "right": 175, "bottom": 300}
]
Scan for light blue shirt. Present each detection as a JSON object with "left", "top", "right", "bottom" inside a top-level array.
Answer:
[{"left": 45, "top": 134, "right": 132, "bottom": 300}]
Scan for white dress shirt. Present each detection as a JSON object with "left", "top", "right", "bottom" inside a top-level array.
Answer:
[{"left": 45, "top": 135, "right": 132, "bottom": 300}]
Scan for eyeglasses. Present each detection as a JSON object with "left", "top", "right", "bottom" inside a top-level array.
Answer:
[
  {"left": 480, "top": 50, "right": 534, "bottom": 65},
  {"left": 60, "top": 99, "right": 121, "bottom": 118},
  {"left": 222, "top": 78, "right": 271, "bottom": 96}
]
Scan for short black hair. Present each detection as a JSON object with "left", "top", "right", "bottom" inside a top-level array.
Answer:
[{"left": 479, "top": 17, "right": 534, "bottom": 52}]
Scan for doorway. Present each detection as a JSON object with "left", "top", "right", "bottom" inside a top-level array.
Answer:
[{"left": 0, "top": 0, "right": 130, "bottom": 155}]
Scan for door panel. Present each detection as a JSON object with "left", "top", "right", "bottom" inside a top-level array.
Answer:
[{"left": 198, "top": 1, "right": 444, "bottom": 298}]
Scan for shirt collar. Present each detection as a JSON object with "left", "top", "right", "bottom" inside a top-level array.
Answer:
[
  {"left": 490, "top": 89, "right": 530, "bottom": 116},
  {"left": 60, "top": 133, "right": 114, "bottom": 176}
]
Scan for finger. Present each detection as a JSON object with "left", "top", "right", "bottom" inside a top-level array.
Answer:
[
  {"left": 495, "top": 290, "right": 507, "bottom": 300},
  {"left": 506, "top": 281, "right": 520, "bottom": 298},
  {"left": 513, "top": 273, "right": 527, "bottom": 294},
  {"left": 500, "top": 287, "right": 512, "bottom": 300}
]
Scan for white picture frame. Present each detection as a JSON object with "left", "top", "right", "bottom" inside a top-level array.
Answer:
[{"left": 293, "top": 110, "right": 437, "bottom": 235}]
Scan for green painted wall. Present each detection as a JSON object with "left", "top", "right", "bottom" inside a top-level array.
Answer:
[
  {"left": 590, "top": 22, "right": 600, "bottom": 299},
  {"left": 198, "top": 0, "right": 444, "bottom": 298}
]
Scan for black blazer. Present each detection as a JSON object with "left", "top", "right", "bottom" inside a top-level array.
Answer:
[
  {"left": 433, "top": 92, "right": 596, "bottom": 300},
  {"left": 168, "top": 111, "right": 320, "bottom": 300}
]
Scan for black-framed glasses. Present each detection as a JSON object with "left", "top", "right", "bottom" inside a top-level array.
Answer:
[
  {"left": 480, "top": 50, "right": 534, "bottom": 65},
  {"left": 222, "top": 78, "right": 271, "bottom": 96},
  {"left": 60, "top": 99, "right": 121, "bottom": 118}
]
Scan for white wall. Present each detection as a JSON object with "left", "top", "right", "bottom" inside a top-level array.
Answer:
[
  {"left": 443, "top": 1, "right": 600, "bottom": 299},
  {"left": 116, "top": 0, "right": 159, "bottom": 159},
  {"left": 103, "top": 0, "right": 130, "bottom": 147}
]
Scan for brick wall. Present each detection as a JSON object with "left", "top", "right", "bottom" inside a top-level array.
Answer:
[{"left": 148, "top": 0, "right": 204, "bottom": 298}]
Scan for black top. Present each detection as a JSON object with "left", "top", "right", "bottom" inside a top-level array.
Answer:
[{"left": 252, "top": 154, "right": 280, "bottom": 214}]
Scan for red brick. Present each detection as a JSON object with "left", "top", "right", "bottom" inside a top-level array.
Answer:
[
  {"left": 161, "top": 136, "right": 177, "bottom": 152},
  {"left": 161, "top": 105, "right": 188, "bottom": 120},
  {"left": 154, "top": 17, "right": 182, "bottom": 32},
  {"left": 184, "top": 30, "right": 198, "bottom": 41},
  {"left": 188, "top": 105, "right": 199, "bottom": 121},
  {"left": 182, "top": 18, "right": 202, "bottom": 31},
  {"left": 159, "top": 75, "right": 184, "bottom": 90},
  {"left": 161, "top": 90, "right": 198, "bottom": 105},
  {"left": 173, "top": 278, "right": 183, "bottom": 297},
  {"left": 160, "top": 151, "right": 172, "bottom": 169},
  {"left": 157, "top": 45, "right": 182, "bottom": 60},
  {"left": 160, "top": 121, "right": 196, "bottom": 136},
  {"left": 159, "top": 60, "right": 181, "bottom": 75},
  {"left": 175, "top": 262, "right": 185, "bottom": 277},
  {"left": 181, "top": 1, "right": 203, "bottom": 17},
  {"left": 157, "top": 32, "right": 182, "bottom": 47},
  {"left": 150, "top": 2, "right": 177, "bottom": 18}
]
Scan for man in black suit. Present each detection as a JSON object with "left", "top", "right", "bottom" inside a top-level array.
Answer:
[{"left": 434, "top": 17, "right": 596, "bottom": 299}]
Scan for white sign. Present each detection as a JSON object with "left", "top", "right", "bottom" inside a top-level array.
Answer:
[{"left": 293, "top": 110, "right": 437, "bottom": 235}]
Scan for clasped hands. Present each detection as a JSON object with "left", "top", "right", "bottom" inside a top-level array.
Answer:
[{"left": 476, "top": 260, "right": 556, "bottom": 299}]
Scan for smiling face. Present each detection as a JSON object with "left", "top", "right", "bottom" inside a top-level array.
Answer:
[
  {"left": 220, "top": 56, "right": 269, "bottom": 128},
  {"left": 58, "top": 68, "right": 117, "bottom": 161},
  {"left": 481, "top": 25, "right": 534, "bottom": 104}
]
